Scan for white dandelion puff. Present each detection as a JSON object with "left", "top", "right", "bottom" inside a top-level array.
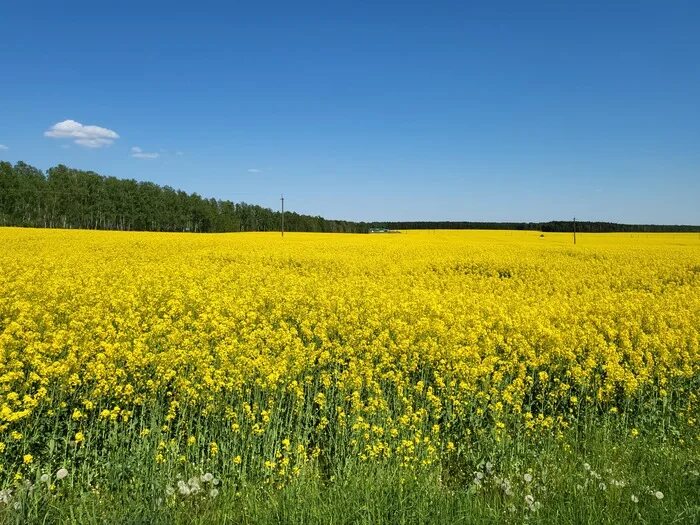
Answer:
[
  {"left": 501, "top": 478, "right": 513, "bottom": 496},
  {"left": 0, "top": 489, "right": 12, "bottom": 504},
  {"left": 523, "top": 473, "right": 533, "bottom": 483},
  {"left": 56, "top": 468, "right": 69, "bottom": 480},
  {"left": 177, "top": 480, "right": 190, "bottom": 496},
  {"left": 202, "top": 472, "right": 214, "bottom": 483},
  {"left": 209, "top": 488, "right": 219, "bottom": 498},
  {"left": 40, "top": 474, "right": 50, "bottom": 483},
  {"left": 525, "top": 494, "right": 535, "bottom": 505},
  {"left": 583, "top": 463, "right": 591, "bottom": 471},
  {"left": 188, "top": 477, "right": 201, "bottom": 494},
  {"left": 631, "top": 495, "right": 639, "bottom": 503},
  {"left": 654, "top": 491, "right": 664, "bottom": 500}
]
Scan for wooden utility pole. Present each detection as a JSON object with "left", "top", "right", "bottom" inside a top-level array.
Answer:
[
  {"left": 573, "top": 217, "right": 577, "bottom": 245},
  {"left": 281, "top": 194, "right": 284, "bottom": 237}
]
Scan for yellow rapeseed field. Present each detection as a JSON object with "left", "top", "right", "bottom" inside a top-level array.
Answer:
[{"left": 0, "top": 228, "right": 699, "bottom": 484}]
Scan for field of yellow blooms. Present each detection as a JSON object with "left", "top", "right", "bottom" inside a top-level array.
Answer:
[{"left": 0, "top": 227, "right": 699, "bottom": 522}]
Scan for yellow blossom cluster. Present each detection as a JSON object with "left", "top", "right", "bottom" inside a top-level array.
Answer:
[{"left": 0, "top": 228, "right": 698, "bottom": 476}]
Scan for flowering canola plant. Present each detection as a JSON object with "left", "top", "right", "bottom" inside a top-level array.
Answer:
[{"left": 0, "top": 228, "right": 698, "bottom": 484}]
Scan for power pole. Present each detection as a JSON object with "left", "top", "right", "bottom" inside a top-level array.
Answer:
[
  {"left": 573, "top": 217, "right": 577, "bottom": 245},
  {"left": 281, "top": 194, "right": 284, "bottom": 237}
]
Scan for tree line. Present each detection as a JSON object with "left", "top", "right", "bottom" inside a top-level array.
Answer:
[
  {"left": 1, "top": 160, "right": 697, "bottom": 233},
  {"left": 369, "top": 221, "right": 700, "bottom": 233},
  {"left": 0, "top": 161, "right": 367, "bottom": 233}
]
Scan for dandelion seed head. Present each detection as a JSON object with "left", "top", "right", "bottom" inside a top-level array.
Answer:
[
  {"left": 177, "top": 480, "right": 190, "bottom": 496},
  {"left": 0, "top": 489, "right": 12, "bottom": 504}
]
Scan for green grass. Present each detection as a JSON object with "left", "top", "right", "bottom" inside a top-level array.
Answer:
[{"left": 2, "top": 427, "right": 698, "bottom": 524}]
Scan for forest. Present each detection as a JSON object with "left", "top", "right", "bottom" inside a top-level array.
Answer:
[
  {"left": 0, "top": 161, "right": 366, "bottom": 233},
  {"left": 373, "top": 220, "right": 700, "bottom": 233},
  {"left": 1, "top": 161, "right": 698, "bottom": 233}
]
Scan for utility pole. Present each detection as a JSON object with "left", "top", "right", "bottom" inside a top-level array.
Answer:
[
  {"left": 573, "top": 217, "right": 577, "bottom": 245},
  {"left": 281, "top": 194, "right": 284, "bottom": 237}
]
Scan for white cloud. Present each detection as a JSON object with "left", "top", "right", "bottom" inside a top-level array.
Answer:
[
  {"left": 247, "top": 168, "right": 261, "bottom": 173},
  {"left": 0, "top": 144, "right": 8, "bottom": 150},
  {"left": 175, "top": 151, "right": 184, "bottom": 156},
  {"left": 131, "top": 146, "right": 159, "bottom": 159},
  {"left": 45, "top": 119, "right": 119, "bottom": 148}
]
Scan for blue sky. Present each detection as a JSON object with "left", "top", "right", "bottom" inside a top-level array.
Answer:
[{"left": 1, "top": 1, "right": 699, "bottom": 223}]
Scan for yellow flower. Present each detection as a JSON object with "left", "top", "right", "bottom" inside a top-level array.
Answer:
[
  {"left": 23, "top": 454, "right": 33, "bottom": 465},
  {"left": 0, "top": 228, "right": 697, "bottom": 484}
]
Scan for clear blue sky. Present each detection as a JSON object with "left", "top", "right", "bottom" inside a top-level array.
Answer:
[{"left": 1, "top": 1, "right": 699, "bottom": 223}]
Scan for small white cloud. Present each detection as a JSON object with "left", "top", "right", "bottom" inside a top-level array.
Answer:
[
  {"left": 45, "top": 119, "right": 119, "bottom": 148},
  {"left": 247, "top": 168, "right": 261, "bottom": 173},
  {"left": 175, "top": 151, "right": 184, "bottom": 156},
  {"left": 0, "top": 144, "right": 8, "bottom": 150},
  {"left": 131, "top": 146, "right": 159, "bottom": 159}
]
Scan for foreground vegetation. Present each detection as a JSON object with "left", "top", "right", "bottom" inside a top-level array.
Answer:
[{"left": 0, "top": 229, "right": 698, "bottom": 523}]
